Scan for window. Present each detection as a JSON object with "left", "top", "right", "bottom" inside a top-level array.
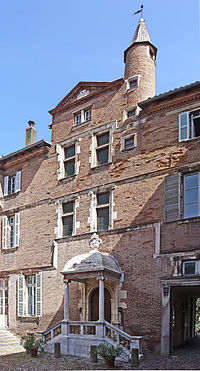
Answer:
[
  {"left": 62, "top": 201, "right": 74, "bottom": 236},
  {"left": 4, "top": 171, "right": 21, "bottom": 196},
  {"left": 96, "top": 192, "right": 110, "bottom": 230},
  {"left": 184, "top": 173, "right": 200, "bottom": 218},
  {"left": 123, "top": 106, "right": 138, "bottom": 121},
  {"left": 64, "top": 144, "right": 75, "bottom": 177},
  {"left": 121, "top": 134, "right": 137, "bottom": 151},
  {"left": 96, "top": 132, "right": 109, "bottom": 166},
  {"left": 2, "top": 213, "right": 20, "bottom": 249},
  {"left": 127, "top": 109, "right": 136, "bottom": 118},
  {"left": 179, "top": 109, "right": 200, "bottom": 141},
  {"left": 74, "top": 108, "right": 91, "bottom": 125},
  {"left": 183, "top": 261, "right": 200, "bottom": 276},
  {"left": 126, "top": 75, "right": 139, "bottom": 92},
  {"left": 18, "top": 273, "right": 42, "bottom": 317},
  {"left": 57, "top": 142, "right": 79, "bottom": 180}
]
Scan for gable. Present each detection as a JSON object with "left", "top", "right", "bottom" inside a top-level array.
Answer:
[{"left": 49, "top": 79, "right": 123, "bottom": 115}]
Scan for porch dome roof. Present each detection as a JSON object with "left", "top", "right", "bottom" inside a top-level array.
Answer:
[{"left": 61, "top": 249, "right": 122, "bottom": 281}]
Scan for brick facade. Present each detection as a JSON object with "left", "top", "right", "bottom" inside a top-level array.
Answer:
[{"left": 0, "top": 17, "right": 200, "bottom": 354}]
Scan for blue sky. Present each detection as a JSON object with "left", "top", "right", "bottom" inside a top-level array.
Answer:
[{"left": 0, "top": 0, "right": 199, "bottom": 156}]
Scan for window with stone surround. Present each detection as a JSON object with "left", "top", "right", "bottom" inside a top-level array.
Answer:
[
  {"left": 62, "top": 201, "right": 74, "bottom": 237},
  {"left": 179, "top": 109, "right": 200, "bottom": 141},
  {"left": 2, "top": 213, "right": 20, "bottom": 249},
  {"left": 126, "top": 75, "right": 140, "bottom": 92},
  {"left": 74, "top": 107, "right": 91, "bottom": 126},
  {"left": 18, "top": 273, "right": 42, "bottom": 317},
  {"left": 182, "top": 261, "right": 200, "bottom": 276},
  {"left": 4, "top": 171, "right": 21, "bottom": 196},
  {"left": 121, "top": 133, "right": 137, "bottom": 151},
  {"left": 89, "top": 188, "right": 116, "bottom": 232},
  {"left": 56, "top": 141, "right": 80, "bottom": 180}
]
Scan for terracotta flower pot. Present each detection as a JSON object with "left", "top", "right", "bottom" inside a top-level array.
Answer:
[
  {"left": 30, "top": 348, "right": 38, "bottom": 357},
  {"left": 104, "top": 356, "right": 115, "bottom": 367}
]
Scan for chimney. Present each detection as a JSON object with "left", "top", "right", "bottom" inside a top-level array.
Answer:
[{"left": 26, "top": 121, "right": 37, "bottom": 146}]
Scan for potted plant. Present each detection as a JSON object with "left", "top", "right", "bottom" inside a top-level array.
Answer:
[
  {"left": 93, "top": 342, "right": 123, "bottom": 367},
  {"left": 20, "top": 333, "right": 44, "bottom": 357}
]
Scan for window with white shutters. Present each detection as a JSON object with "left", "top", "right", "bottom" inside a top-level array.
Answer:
[
  {"left": 17, "top": 273, "right": 42, "bottom": 317},
  {"left": 179, "top": 109, "right": 200, "bottom": 141},
  {"left": 2, "top": 213, "right": 20, "bottom": 249},
  {"left": 4, "top": 171, "right": 21, "bottom": 196}
]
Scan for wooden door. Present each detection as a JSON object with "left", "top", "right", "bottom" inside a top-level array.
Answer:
[{"left": 90, "top": 287, "right": 111, "bottom": 322}]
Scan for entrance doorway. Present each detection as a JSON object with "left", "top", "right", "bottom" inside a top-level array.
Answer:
[
  {"left": 90, "top": 287, "right": 111, "bottom": 322},
  {"left": 0, "top": 279, "right": 8, "bottom": 328}
]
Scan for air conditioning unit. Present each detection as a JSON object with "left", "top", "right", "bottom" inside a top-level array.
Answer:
[{"left": 182, "top": 261, "right": 200, "bottom": 276}]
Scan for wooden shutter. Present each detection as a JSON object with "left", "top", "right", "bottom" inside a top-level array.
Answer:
[
  {"left": 14, "top": 213, "right": 20, "bottom": 247},
  {"left": 15, "top": 171, "right": 21, "bottom": 192},
  {"left": 179, "top": 112, "right": 189, "bottom": 141},
  {"left": 36, "top": 272, "right": 42, "bottom": 317},
  {"left": 56, "top": 145, "right": 65, "bottom": 180},
  {"left": 164, "top": 173, "right": 181, "bottom": 222},
  {"left": 18, "top": 275, "right": 25, "bottom": 317},
  {"left": 3, "top": 176, "right": 8, "bottom": 196},
  {"left": 2, "top": 216, "right": 8, "bottom": 249}
]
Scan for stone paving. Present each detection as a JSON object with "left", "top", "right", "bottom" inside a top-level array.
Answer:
[{"left": 0, "top": 329, "right": 200, "bottom": 370}]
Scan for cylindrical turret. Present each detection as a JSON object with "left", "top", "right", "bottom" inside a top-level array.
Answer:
[{"left": 124, "top": 18, "right": 157, "bottom": 104}]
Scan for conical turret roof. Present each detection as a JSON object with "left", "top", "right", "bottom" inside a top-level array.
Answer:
[{"left": 131, "top": 17, "right": 151, "bottom": 44}]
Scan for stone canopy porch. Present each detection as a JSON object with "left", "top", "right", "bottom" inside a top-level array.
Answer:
[
  {"left": 61, "top": 234, "right": 123, "bottom": 325},
  {"left": 39, "top": 234, "right": 143, "bottom": 359}
]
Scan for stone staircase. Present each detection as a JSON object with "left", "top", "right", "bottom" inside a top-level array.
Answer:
[{"left": 0, "top": 329, "right": 25, "bottom": 355}]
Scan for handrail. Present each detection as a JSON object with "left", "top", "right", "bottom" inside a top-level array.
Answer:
[{"left": 104, "top": 320, "right": 142, "bottom": 341}]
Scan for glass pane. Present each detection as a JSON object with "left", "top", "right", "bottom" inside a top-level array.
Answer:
[
  {"left": 97, "top": 132, "right": 109, "bottom": 146},
  {"left": 127, "top": 110, "right": 135, "bottom": 118},
  {"left": 84, "top": 110, "right": 91, "bottom": 121},
  {"left": 185, "top": 174, "right": 198, "bottom": 189},
  {"left": 64, "top": 160, "right": 75, "bottom": 176},
  {"left": 185, "top": 188, "right": 198, "bottom": 204},
  {"left": 184, "top": 262, "right": 195, "bottom": 275},
  {"left": 97, "top": 192, "right": 109, "bottom": 205},
  {"left": 184, "top": 203, "right": 199, "bottom": 218},
  {"left": 63, "top": 216, "right": 73, "bottom": 236},
  {"left": 63, "top": 202, "right": 73, "bottom": 214},
  {"left": 64, "top": 145, "right": 75, "bottom": 159},
  {"left": 97, "top": 207, "right": 109, "bottom": 230},
  {"left": 97, "top": 148, "right": 108, "bottom": 165},
  {"left": 125, "top": 137, "right": 134, "bottom": 149},
  {"left": 74, "top": 114, "right": 81, "bottom": 125},
  {"left": 129, "top": 80, "right": 137, "bottom": 88}
]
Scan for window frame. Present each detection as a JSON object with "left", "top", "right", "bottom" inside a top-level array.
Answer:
[
  {"left": 96, "top": 191, "right": 110, "bottom": 231},
  {"left": 57, "top": 141, "right": 79, "bottom": 180},
  {"left": 126, "top": 75, "right": 140, "bottom": 92},
  {"left": 179, "top": 109, "right": 200, "bottom": 142},
  {"left": 4, "top": 171, "right": 21, "bottom": 196},
  {"left": 183, "top": 172, "right": 200, "bottom": 219},
  {"left": 182, "top": 261, "right": 200, "bottom": 276},
  {"left": 18, "top": 273, "right": 42, "bottom": 317},
  {"left": 73, "top": 107, "right": 92, "bottom": 126},
  {"left": 121, "top": 133, "right": 137, "bottom": 151},
  {"left": 62, "top": 200, "right": 75, "bottom": 237},
  {"left": 2, "top": 212, "right": 20, "bottom": 249}
]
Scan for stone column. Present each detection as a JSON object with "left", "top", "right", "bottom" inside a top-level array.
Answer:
[
  {"left": 64, "top": 281, "right": 70, "bottom": 320},
  {"left": 161, "top": 286, "right": 171, "bottom": 355},
  {"left": 99, "top": 278, "right": 104, "bottom": 321}
]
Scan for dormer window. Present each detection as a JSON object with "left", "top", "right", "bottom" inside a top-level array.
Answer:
[
  {"left": 4, "top": 171, "right": 21, "bottom": 196},
  {"left": 73, "top": 107, "right": 92, "bottom": 126},
  {"left": 123, "top": 105, "right": 138, "bottom": 121}
]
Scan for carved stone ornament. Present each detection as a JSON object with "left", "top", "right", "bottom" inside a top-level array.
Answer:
[
  {"left": 89, "top": 233, "right": 102, "bottom": 249},
  {"left": 77, "top": 90, "right": 89, "bottom": 100}
]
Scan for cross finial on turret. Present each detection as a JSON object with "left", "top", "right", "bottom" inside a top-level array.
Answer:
[{"left": 134, "top": 4, "right": 143, "bottom": 18}]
